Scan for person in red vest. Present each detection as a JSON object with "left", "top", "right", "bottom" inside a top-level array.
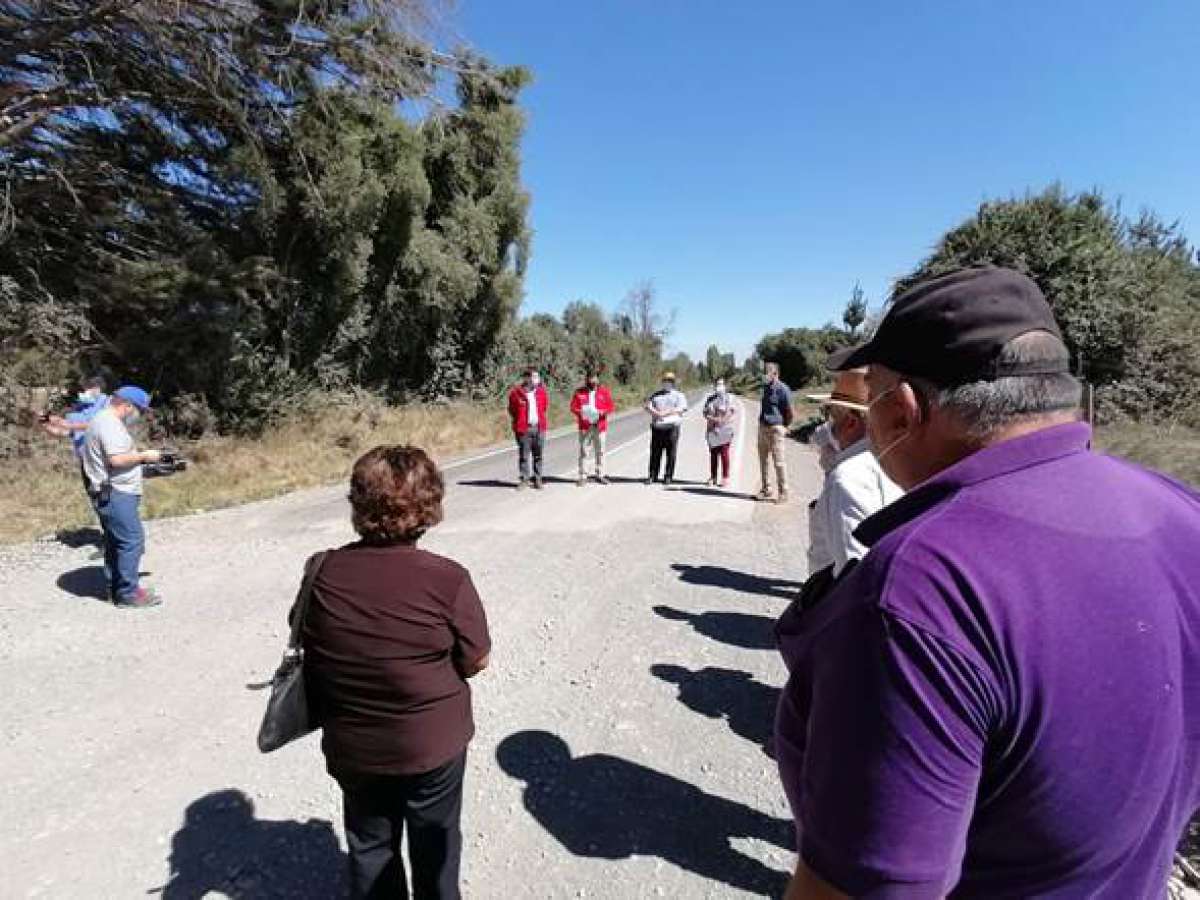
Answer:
[
  {"left": 507, "top": 367, "right": 549, "bottom": 490},
  {"left": 569, "top": 369, "right": 615, "bottom": 486}
]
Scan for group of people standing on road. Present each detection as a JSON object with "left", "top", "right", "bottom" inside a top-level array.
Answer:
[{"left": 503, "top": 360, "right": 808, "bottom": 496}]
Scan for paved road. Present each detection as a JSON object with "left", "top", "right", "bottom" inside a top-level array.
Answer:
[{"left": 0, "top": 396, "right": 823, "bottom": 898}]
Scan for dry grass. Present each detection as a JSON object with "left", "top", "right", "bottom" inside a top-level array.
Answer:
[
  {"left": 0, "top": 386, "right": 666, "bottom": 545},
  {"left": 0, "top": 391, "right": 591, "bottom": 545},
  {"left": 1094, "top": 423, "right": 1200, "bottom": 487}
]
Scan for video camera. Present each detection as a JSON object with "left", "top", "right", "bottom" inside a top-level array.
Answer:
[{"left": 143, "top": 448, "right": 189, "bottom": 479}]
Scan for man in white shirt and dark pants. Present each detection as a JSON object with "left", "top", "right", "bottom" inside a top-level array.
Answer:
[
  {"left": 644, "top": 372, "right": 689, "bottom": 486},
  {"left": 806, "top": 365, "right": 903, "bottom": 577}
]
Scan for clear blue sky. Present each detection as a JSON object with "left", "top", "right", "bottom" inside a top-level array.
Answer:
[{"left": 454, "top": 0, "right": 1200, "bottom": 361}]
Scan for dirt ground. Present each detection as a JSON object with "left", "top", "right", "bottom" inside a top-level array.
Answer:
[{"left": 0, "top": 399, "right": 823, "bottom": 898}]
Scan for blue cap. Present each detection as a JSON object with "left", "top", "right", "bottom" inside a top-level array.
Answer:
[{"left": 114, "top": 385, "right": 152, "bottom": 410}]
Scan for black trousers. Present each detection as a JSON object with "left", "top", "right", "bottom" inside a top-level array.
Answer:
[
  {"left": 516, "top": 429, "right": 544, "bottom": 480},
  {"left": 336, "top": 751, "right": 467, "bottom": 900},
  {"left": 649, "top": 426, "right": 680, "bottom": 481}
]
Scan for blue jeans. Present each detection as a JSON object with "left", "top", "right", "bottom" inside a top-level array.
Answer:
[{"left": 94, "top": 491, "right": 144, "bottom": 601}]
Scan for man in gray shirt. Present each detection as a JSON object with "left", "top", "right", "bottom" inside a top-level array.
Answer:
[{"left": 82, "top": 385, "right": 162, "bottom": 608}]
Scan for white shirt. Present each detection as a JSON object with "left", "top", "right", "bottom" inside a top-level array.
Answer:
[
  {"left": 648, "top": 388, "right": 689, "bottom": 428},
  {"left": 526, "top": 389, "right": 539, "bottom": 427},
  {"left": 809, "top": 438, "right": 903, "bottom": 576},
  {"left": 82, "top": 407, "right": 142, "bottom": 495}
]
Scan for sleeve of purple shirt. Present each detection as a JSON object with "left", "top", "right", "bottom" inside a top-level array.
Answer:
[{"left": 793, "top": 600, "right": 1001, "bottom": 897}]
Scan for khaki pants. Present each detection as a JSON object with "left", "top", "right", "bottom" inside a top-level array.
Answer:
[
  {"left": 757, "top": 424, "right": 788, "bottom": 495},
  {"left": 579, "top": 427, "right": 606, "bottom": 477}
]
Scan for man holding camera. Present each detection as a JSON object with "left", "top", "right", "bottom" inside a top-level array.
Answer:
[{"left": 82, "top": 385, "right": 162, "bottom": 609}]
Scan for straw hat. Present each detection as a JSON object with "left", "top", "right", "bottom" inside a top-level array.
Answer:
[{"left": 805, "top": 367, "right": 869, "bottom": 412}]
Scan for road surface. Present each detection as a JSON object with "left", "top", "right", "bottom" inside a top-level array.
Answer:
[{"left": 0, "top": 397, "right": 823, "bottom": 898}]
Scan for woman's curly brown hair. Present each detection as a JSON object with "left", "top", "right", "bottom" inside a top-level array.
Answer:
[{"left": 349, "top": 445, "right": 444, "bottom": 544}]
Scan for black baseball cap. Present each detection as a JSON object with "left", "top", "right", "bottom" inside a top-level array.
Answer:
[{"left": 829, "top": 266, "right": 1068, "bottom": 385}]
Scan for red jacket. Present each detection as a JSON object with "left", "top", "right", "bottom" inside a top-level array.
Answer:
[
  {"left": 508, "top": 383, "right": 549, "bottom": 435},
  {"left": 570, "top": 384, "right": 616, "bottom": 433}
]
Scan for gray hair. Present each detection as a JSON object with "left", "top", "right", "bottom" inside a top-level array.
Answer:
[{"left": 910, "top": 331, "right": 1082, "bottom": 442}]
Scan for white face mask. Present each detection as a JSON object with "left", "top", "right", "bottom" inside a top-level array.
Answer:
[
  {"left": 812, "top": 421, "right": 840, "bottom": 453},
  {"left": 715, "top": 382, "right": 726, "bottom": 395},
  {"left": 529, "top": 374, "right": 540, "bottom": 387},
  {"left": 77, "top": 391, "right": 95, "bottom": 404},
  {"left": 865, "top": 385, "right": 914, "bottom": 464},
  {"left": 662, "top": 382, "right": 673, "bottom": 391}
]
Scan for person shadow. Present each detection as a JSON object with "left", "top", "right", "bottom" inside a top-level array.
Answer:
[
  {"left": 653, "top": 605, "right": 778, "bottom": 651},
  {"left": 652, "top": 664, "right": 781, "bottom": 756},
  {"left": 496, "top": 730, "right": 792, "bottom": 897},
  {"left": 672, "top": 563, "right": 801, "bottom": 601},
  {"left": 56, "top": 565, "right": 109, "bottom": 602},
  {"left": 152, "top": 789, "right": 345, "bottom": 899}
]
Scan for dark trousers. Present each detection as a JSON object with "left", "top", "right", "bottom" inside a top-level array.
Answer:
[
  {"left": 649, "top": 426, "right": 680, "bottom": 481},
  {"left": 709, "top": 443, "right": 731, "bottom": 480},
  {"left": 516, "top": 429, "right": 544, "bottom": 480},
  {"left": 337, "top": 752, "right": 467, "bottom": 900}
]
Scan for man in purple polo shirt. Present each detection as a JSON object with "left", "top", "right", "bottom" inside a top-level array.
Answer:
[{"left": 775, "top": 266, "right": 1200, "bottom": 898}]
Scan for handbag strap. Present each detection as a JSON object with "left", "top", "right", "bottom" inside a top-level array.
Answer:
[{"left": 287, "top": 551, "right": 329, "bottom": 651}]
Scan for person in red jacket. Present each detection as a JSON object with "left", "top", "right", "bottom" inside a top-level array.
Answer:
[
  {"left": 507, "top": 368, "right": 549, "bottom": 490},
  {"left": 569, "top": 370, "right": 615, "bottom": 486}
]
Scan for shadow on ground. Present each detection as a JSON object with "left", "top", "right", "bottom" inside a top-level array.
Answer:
[
  {"left": 652, "top": 664, "right": 780, "bottom": 756},
  {"left": 671, "top": 563, "right": 800, "bottom": 601},
  {"left": 56, "top": 565, "right": 109, "bottom": 601},
  {"left": 654, "top": 605, "right": 778, "bottom": 651},
  {"left": 54, "top": 526, "right": 103, "bottom": 549},
  {"left": 153, "top": 789, "right": 345, "bottom": 899},
  {"left": 456, "top": 476, "right": 575, "bottom": 489},
  {"left": 496, "top": 731, "right": 791, "bottom": 897},
  {"left": 674, "top": 486, "right": 757, "bottom": 501}
]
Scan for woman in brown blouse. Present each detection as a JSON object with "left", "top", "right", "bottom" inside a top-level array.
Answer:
[{"left": 302, "top": 445, "right": 491, "bottom": 899}]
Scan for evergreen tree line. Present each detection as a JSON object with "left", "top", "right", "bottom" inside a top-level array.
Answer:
[
  {"left": 494, "top": 281, "right": 697, "bottom": 400},
  {"left": 1, "top": 0, "right": 614, "bottom": 448},
  {"left": 753, "top": 187, "right": 1200, "bottom": 429}
]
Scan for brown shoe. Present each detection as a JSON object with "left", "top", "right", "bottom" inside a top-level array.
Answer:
[{"left": 777, "top": 491, "right": 790, "bottom": 504}]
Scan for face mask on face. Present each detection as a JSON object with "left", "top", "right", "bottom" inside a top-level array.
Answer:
[
  {"left": 529, "top": 374, "right": 540, "bottom": 387},
  {"left": 865, "top": 385, "right": 915, "bottom": 464},
  {"left": 126, "top": 409, "right": 142, "bottom": 426},
  {"left": 77, "top": 391, "right": 95, "bottom": 404},
  {"left": 715, "top": 382, "right": 726, "bottom": 395},
  {"left": 813, "top": 421, "right": 840, "bottom": 453}
]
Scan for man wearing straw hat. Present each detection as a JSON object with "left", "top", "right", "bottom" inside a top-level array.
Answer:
[{"left": 804, "top": 366, "right": 902, "bottom": 577}]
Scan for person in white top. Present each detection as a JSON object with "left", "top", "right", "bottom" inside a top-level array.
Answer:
[
  {"left": 643, "top": 372, "right": 689, "bottom": 486},
  {"left": 805, "top": 367, "right": 903, "bottom": 577}
]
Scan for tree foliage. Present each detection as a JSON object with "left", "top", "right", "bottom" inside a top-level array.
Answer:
[
  {"left": 754, "top": 325, "right": 853, "bottom": 389},
  {"left": 843, "top": 282, "right": 867, "bottom": 336},
  {"left": 486, "top": 282, "right": 684, "bottom": 397},
  {"left": 0, "top": 1, "right": 535, "bottom": 435},
  {"left": 895, "top": 186, "right": 1200, "bottom": 425}
]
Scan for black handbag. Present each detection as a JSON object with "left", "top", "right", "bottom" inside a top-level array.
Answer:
[{"left": 257, "top": 551, "right": 329, "bottom": 753}]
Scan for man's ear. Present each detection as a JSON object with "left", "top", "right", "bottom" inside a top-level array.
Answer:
[{"left": 897, "top": 382, "right": 926, "bottom": 428}]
